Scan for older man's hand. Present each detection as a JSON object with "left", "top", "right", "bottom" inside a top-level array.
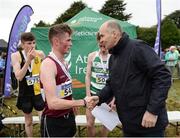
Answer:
[
  {"left": 141, "top": 111, "right": 158, "bottom": 128},
  {"left": 84, "top": 96, "right": 99, "bottom": 110}
]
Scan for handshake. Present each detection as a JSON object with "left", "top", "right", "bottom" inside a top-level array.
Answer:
[{"left": 83, "top": 96, "right": 99, "bottom": 110}]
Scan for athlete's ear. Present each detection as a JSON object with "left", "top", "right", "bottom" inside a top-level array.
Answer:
[
  {"left": 20, "top": 42, "right": 25, "bottom": 49},
  {"left": 52, "top": 36, "right": 59, "bottom": 47}
]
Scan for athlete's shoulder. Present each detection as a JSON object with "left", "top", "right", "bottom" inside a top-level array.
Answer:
[
  {"left": 11, "top": 51, "right": 21, "bottom": 59},
  {"left": 41, "top": 57, "right": 56, "bottom": 72},
  {"left": 88, "top": 51, "right": 97, "bottom": 58},
  {"left": 42, "top": 56, "right": 54, "bottom": 64},
  {"left": 36, "top": 50, "right": 45, "bottom": 59}
]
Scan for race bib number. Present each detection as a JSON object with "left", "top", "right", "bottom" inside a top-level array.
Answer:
[
  {"left": 57, "top": 81, "right": 72, "bottom": 98},
  {"left": 96, "top": 74, "right": 108, "bottom": 84},
  {"left": 25, "top": 75, "right": 40, "bottom": 86}
]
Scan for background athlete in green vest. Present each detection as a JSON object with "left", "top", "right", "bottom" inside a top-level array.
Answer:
[{"left": 85, "top": 32, "right": 115, "bottom": 137}]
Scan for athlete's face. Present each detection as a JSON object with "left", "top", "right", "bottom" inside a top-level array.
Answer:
[
  {"left": 22, "top": 40, "right": 36, "bottom": 53},
  {"left": 57, "top": 33, "right": 72, "bottom": 55},
  {"left": 99, "top": 42, "right": 108, "bottom": 53}
]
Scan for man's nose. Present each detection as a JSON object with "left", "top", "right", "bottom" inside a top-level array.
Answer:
[
  {"left": 31, "top": 44, "right": 35, "bottom": 49},
  {"left": 69, "top": 41, "right": 72, "bottom": 47},
  {"left": 99, "top": 39, "right": 103, "bottom": 44}
]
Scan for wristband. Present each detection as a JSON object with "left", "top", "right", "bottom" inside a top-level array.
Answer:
[{"left": 83, "top": 99, "right": 87, "bottom": 107}]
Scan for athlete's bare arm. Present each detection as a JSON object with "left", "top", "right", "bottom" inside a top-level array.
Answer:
[
  {"left": 40, "top": 58, "right": 85, "bottom": 110},
  {"left": 11, "top": 48, "right": 35, "bottom": 81},
  {"left": 85, "top": 52, "right": 96, "bottom": 97}
]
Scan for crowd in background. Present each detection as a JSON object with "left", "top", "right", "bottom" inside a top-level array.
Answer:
[
  {"left": 161, "top": 46, "right": 180, "bottom": 79},
  {"left": 0, "top": 52, "right": 6, "bottom": 95}
]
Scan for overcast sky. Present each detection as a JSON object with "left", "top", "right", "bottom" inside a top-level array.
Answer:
[{"left": 0, "top": 0, "right": 179, "bottom": 41}]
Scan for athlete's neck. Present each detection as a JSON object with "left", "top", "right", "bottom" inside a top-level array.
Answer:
[
  {"left": 52, "top": 49, "right": 65, "bottom": 62},
  {"left": 99, "top": 50, "right": 108, "bottom": 61},
  {"left": 100, "top": 50, "right": 108, "bottom": 56},
  {"left": 23, "top": 50, "right": 28, "bottom": 56}
]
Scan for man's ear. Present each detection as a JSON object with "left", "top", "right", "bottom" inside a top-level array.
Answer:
[
  {"left": 112, "top": 30, "right": 118, "bottom": 39},
  {"left": 53, "top": 37, "right": 59, "bottom": 47},
  {"left": 20, "top": 43, "right": 24, "bottom": 49}
]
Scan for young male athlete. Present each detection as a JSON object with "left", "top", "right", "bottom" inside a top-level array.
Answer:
[{"left": 11, "top": 32, "right": 45, "bottom": 137}]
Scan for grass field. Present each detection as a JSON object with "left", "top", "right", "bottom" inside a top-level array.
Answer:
[{"left": 0, "top": 79, "right": 180, "bottom": 137}]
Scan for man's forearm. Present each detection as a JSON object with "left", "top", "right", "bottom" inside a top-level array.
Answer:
[
  {"left": 85, "top": 76, "right": 91, "bottom": 96},
  {"left": 98, "top": 85, "right": 113, "bottom": 105},
  {"left": 15, "top": 60, "right": 31, "bottom": 81}
]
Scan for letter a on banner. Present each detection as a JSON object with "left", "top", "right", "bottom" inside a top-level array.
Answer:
[
  {"left": 154, "top": 0, "right": 162, "bottom": 57},
  {"left": 3, "top": 5, "right": 34, "bottom": 97}
]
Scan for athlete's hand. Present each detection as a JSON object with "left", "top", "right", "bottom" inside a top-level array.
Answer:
[
  {"left": 85, "top": 96, "right": 99, "bottom": 110},
  {"left": 27, "top": 48, "right": 36, "bottom": 62}
]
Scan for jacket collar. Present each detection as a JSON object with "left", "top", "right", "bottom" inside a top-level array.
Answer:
[{"left": 109, "top": 32, "right": 129, "bottom": 55}]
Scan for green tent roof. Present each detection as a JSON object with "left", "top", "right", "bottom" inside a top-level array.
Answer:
[
  {"left": 66, "top": 7, "right": 137, "bottom": 39},
  {"left": 31, "top": 8, "right": 137, "bottom": 55}
]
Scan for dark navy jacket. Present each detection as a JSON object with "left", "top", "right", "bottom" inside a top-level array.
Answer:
[{"left": 98, "top": 33, "right": 171, "bottom": 133}]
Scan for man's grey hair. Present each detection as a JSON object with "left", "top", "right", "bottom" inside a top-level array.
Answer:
[{"left": 106, "top": 20, "right": 122, "bottom": 33}]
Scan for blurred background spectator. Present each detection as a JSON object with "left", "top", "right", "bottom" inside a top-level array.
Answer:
[{"left": 165, "top": 46, "right": 179, "bottom": 80}]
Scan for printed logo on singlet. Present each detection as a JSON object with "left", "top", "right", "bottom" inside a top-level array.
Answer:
[
  {"left": 25, "top": 74, "right": 40, "bottom": 86},
  {"left": 60, "top": 75, "right": 66, "bottom": 79},
  {"left": 93, "top": 62, "right": 106, "bottom": 68},
  {"left": 34, "top": 57, "right": 39, "bottom": 64}
]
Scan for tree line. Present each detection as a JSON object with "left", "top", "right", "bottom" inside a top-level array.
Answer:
[{"left": 34, "top": 0, "right": 180, "bottom": 50}]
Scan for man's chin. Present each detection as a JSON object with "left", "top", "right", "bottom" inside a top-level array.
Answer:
[
  {"left": 64, "top": 51, "right": 71, "bottom": 57},
  {"left": 65, "top": 50, "right": 70, "bottom": 54},
  {"left": 105, "top": 46, "right": 110, "bottom": 50}
]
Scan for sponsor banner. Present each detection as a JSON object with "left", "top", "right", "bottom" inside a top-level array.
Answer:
[
  {"left": 154, "top": 0, "right": 162, "bottom": 57},
  {"left": 3, "top": 5, "right": 33, "bottom": 97}
]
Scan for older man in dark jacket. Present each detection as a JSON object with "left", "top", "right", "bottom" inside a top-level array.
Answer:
[{"left": 89, "top": 20, "right": 171, "bottom": 137}]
